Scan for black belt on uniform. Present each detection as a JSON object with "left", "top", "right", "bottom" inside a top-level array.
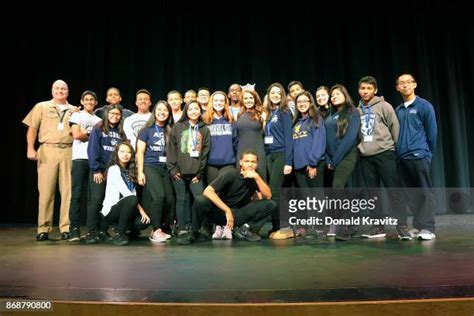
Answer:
[{"left": 41, "top": 143, "right": 73, "bottom": 148}]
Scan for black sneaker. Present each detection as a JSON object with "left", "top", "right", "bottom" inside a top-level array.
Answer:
[
  {"left": 171, "top": 222, "right": 179, "bottom": 237},
  {"left": 85, "top": 231, "right": 99, "bottom": 244},
  {"left": 361, "top": 225, "right": 386, "bottom": 238},
  {"left": 233, "top": 224, "right": 262, "bottom": 242},
  {"left": 397, "top": 225, "right": 413, "bottom": 240},
  {"left": 99, "top": 231, "right": 114, "bottom": 243},
  {"left": 335, "top": 226, "right": 351, "bottom": 241},
  {"left": 198, "top": 220, "right": 212, "bottom": 241},
  {"left": 69, "top": 228, "right": 81, "bottom": 242},
  {"left": 112, "top": 232, "right": 129, "bottom": 246},
  {"left": 196, "top": 231, "right": 211, "bottom": 242},
  {"left": 349, "top": 225, "right": 363, "bottom": 238},
  {"left": 36, "top": 232, "right": 49, "bottom": 241},
  {"left": 177, "top": 230, "right": 195, "bottom": 245},
  {"left": 61, "top": 232, "right": 70, "bottom": 240}
]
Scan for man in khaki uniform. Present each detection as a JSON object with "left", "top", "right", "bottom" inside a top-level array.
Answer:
[{"left": 23, "top": 80, "right": 74, "bottom": 241}]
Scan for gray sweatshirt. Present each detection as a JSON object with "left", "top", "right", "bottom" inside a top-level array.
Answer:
[{"left": 358, "top": 96, "right": 399, "bottom": 157}]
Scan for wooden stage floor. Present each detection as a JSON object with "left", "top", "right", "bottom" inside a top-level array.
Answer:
[{"left": 1, "top": 214, "right": 473, "bottom": 314}]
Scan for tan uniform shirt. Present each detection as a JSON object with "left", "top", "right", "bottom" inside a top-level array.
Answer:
[{"left": 22, "top": 99, "right": 74, "bottom": 144}]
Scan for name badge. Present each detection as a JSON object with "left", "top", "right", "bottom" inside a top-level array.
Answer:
[
  {"left": 363, "top": 135, "right": 373, "bottom": 142},
  {"left": 57, "top": 122, "right": 64, "bottom": 131},
  {"left": 190, "top": 150, "right": 200, "bottom": 157},
  {"left": 264, "top": 136, "right": 274, "bottom": 144},
  {"left": 159, "top": 156, "right": 167, "bottom": 163}
]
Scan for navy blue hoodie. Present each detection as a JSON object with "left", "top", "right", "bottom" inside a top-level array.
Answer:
[
  {"left": 87, "top": 125, "right": 124, "bottom": 172},
  {"left": 293, "top": 116, "right": 326, "bottom": 170},
  {"left": 264, "top": 109, "right": 293, "bottom": 165},
  {"left": 207, "top": 117, "right": 238, "bottom": 166},
  {"left": 325, "top": 109, "right": 360, "bottom": 167}
]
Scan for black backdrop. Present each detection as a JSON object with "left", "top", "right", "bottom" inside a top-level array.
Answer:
[{"left": 4, "top": 3, "right": 474, "bottom": 223}]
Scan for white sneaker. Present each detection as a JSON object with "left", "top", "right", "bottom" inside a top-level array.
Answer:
[
  {"left": 222, "top": 226, "right": 233, "bottom": 240},
  {"left": 163, "top": 231, "right": 172, "bottom": 240},
  {"left": 417, "top": 229, "right": 436, "bottom": 240},
  {"left": 408, "top": 228, "right": 420, "bottom": 238},
  {"left": 149, "top": 229, "right": 168, "bottom": 243},
  {"left": 212, "top": 225, "right": 223, "bottom": 240}
]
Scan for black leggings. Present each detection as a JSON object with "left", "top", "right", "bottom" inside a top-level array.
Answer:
[
  {"left": 142, "top": 166, "right": 174, "bottom": 230},
  {"left": 102, "top": 195, "right": 138, "bottom": 233},
  {"left": 266, "top": 152, "right": 286, "bottom": 230},
  {"left": 87, "top": 172, "right": 106, "bottom": 232}
]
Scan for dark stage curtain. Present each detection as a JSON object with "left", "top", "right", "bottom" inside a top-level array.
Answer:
[{"left": 5, "top": 3, "right": 473, "bottom": 223}]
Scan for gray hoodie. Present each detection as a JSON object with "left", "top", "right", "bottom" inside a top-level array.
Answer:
[{"left": 358, "top": 96, "right": 399, "bottom": 157}]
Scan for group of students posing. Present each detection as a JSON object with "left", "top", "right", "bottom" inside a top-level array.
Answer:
[{"left": 23, "top": 73, "right": 437, "bottom": 245}]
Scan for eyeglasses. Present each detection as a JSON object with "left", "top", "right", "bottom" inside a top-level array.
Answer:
[{"left": 398, "top": 80, "right": 415, "bottom": 86}]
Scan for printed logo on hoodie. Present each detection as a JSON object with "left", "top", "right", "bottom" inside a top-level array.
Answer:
[
  {"left": 360, "top": 113, "right": 376, "bottom": 136},
  {"left": 180, "top": 129, "right": 203, "bottom": 154}
]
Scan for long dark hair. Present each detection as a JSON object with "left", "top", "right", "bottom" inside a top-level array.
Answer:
[
  {"left": 264, "top": 82, "right": 290, "bottom": 117},
  {"left": 293, "top": 91, "right": 322, "bottom": 129},
  {"left": 106, "top": 141, "right": 137, "bottom": 182},
  {"left": 178, "top": 101, "right": 203, "bottom": 123},
  {"left": 99, "top": 104, "right": 126, "bottom": 139},
  {"left": 329, "top": 84, "right": 356, "bottom": 138},
  {"left": 140, "top": 100, "right": 173, "bottom": 143}
]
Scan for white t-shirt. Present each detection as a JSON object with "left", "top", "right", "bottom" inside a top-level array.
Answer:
[
  {"left": 172, "top": 111, "right": 183, "bottom": 123},
  {"left": 123, "top": 112, "right": 152, "bottom": 149},
  {"left": 69, "top": 110, "right": 102, "bottom": 160},
  {"left": 230, "top": 106, "right": 240, "bottom": 121},
  {"left": 404, "top": 99, "right": 415, "bottom": 108}
]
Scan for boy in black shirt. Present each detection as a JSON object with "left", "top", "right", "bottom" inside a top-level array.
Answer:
[{"left": 189, "top": 149, "right": 276, "bottom": 242}]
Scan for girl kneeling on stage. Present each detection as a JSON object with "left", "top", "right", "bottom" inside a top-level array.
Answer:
[{"left": 101, "top": 142, "right": 151, "bottom": 245}]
